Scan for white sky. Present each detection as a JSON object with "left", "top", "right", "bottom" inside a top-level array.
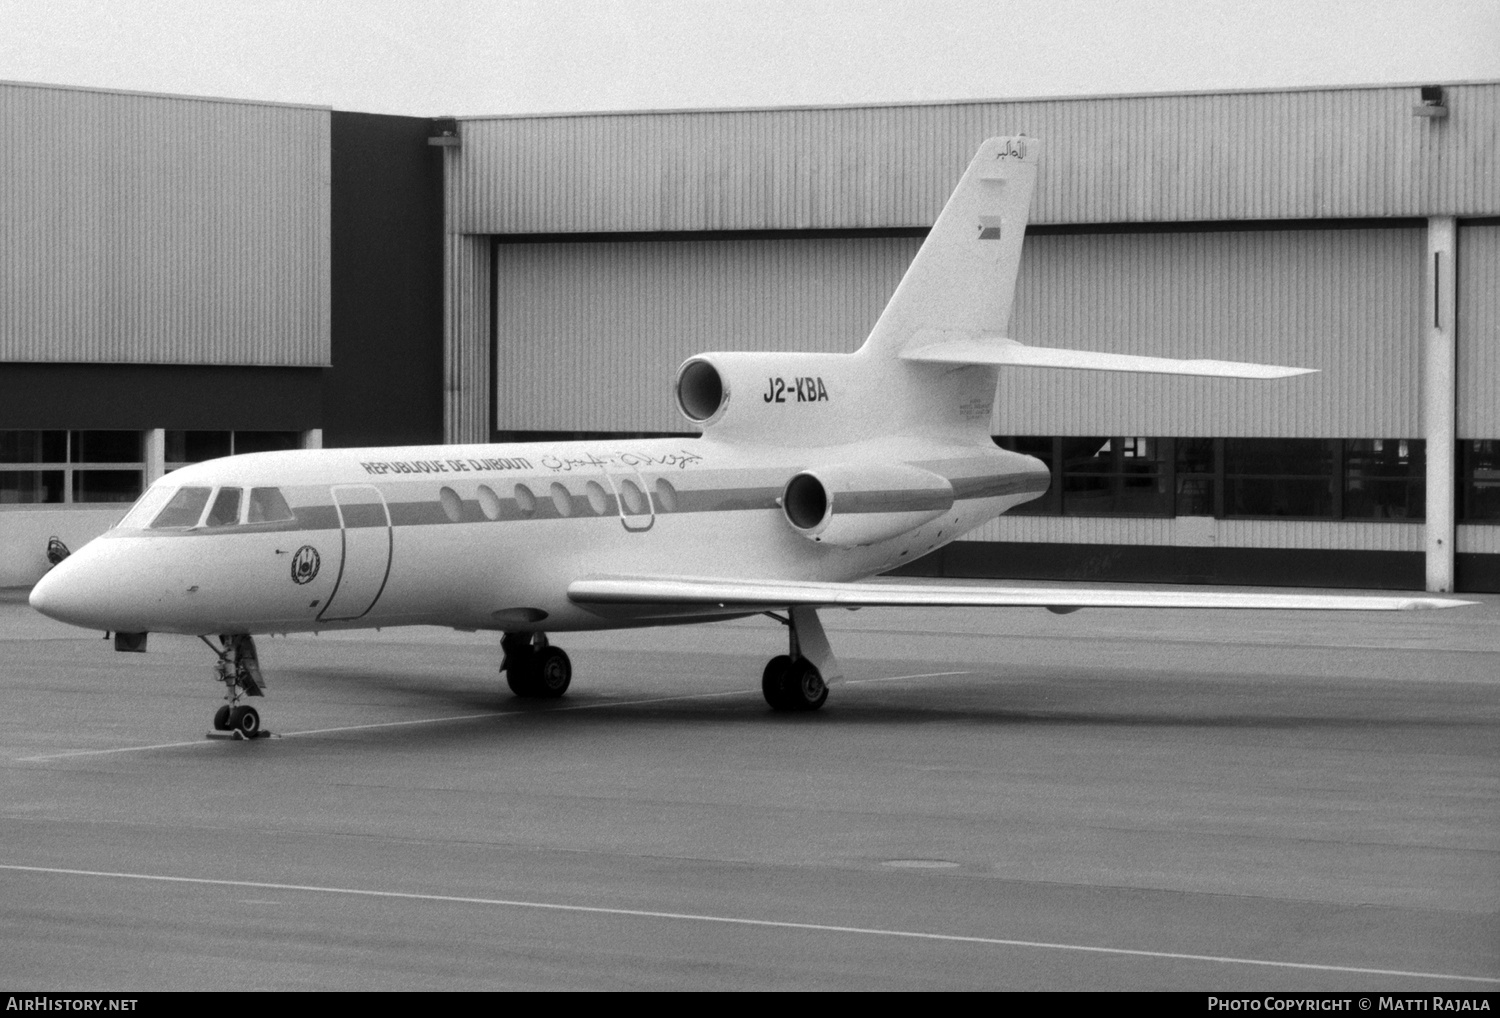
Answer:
[{"left": 1, "top": 0, "right": 1497, "bottom": 116}]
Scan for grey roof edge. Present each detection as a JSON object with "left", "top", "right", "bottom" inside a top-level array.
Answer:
[
  {"left": 0, "top": 77, "right": 332, "bottom": 112},
  {"left": 451, "top": 78, "right": 1500, "bottom": 123}
]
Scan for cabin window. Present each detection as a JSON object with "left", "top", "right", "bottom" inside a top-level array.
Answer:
[
  {"left": 653, "top": 478, "right": 678, "bottom": 512},
  {"left": 619, "top": 479, "right": 647, "bottom": 515},
  {"left": 585, "top": 481, "right": 609, "bottom": 515},
  {"left": 509, "top": 484, "right": 534, "bottom": 519},
  {"left": 205, "top": 487, "right": 243, "bottom": 527},
  {"left": 150, "top": 487, "right": 212, "bottom": 528},
  {"left": 247, "top": 487, "right": 295, "bottom": 524},
  {"left": 439, "top": 486, "right": 464, "bottom": 523},
  {"left": 550, "top": 482, "right": 574, "bottom": 517},
  {"left": 479, "top": 484, "right": 505, "bottom": 520}
]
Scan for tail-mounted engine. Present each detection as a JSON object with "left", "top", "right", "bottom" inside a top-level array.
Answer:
[
  {"left": 781, "top": 461, "right": 954, "bottom": 547},
  {"left": 676, "top": 351, "right": 874, "bottom": 444}
]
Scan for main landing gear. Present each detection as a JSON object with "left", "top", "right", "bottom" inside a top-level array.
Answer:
[
  {"left": 761, "top": 606, "right": 842, "bottom": 712},
  {"left": 202, "top": 633, "right": 269, "bottom": 739},
  {"left": 501, "top": 632, "right": 572, "bottom": 698}
]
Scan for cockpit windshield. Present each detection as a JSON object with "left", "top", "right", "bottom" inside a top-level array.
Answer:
[
  {"left": 247, "top": 487, "right": 295, "bottom": 524},
  {"left": 149, "top": 487, "right": 212, "bottom": 528},
  {"left": 205, "top": 487, "right": 242, "bottom": 527},
  {"left": 117, "top": 485, "right": 175, "bottom": 529}
]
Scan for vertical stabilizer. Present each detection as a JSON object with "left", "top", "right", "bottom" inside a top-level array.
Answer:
[{"left": 861, "top": 137, "right": 1038, "bottom": 360}]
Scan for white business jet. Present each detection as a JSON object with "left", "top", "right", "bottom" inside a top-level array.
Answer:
[{"left": 29, "top": 137, "right": 1469, "bottom": 738}]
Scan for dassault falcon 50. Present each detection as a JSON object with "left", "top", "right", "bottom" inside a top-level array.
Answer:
[{"left": 29, "top": 137, "right": 1470, "bottom": 737}]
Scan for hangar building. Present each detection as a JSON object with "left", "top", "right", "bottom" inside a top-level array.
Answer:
[{"left": 3, "top": 79, "right": 1498, "bottom": 593}]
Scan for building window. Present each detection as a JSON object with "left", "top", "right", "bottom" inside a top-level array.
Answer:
[
  {"left": 1061, "top": 437, "right": 1171, "bottom": 517},
  {"left": 996, "top": 436, "right": 1427, "bottom": 522},
  {"left": 1174, "top": 438, "right": 1215, "bottom": 516},
  {"left": 165, "top": 431, "right": 301, "bottom": 471},
  {"left": 1222, "top": 439, "right": 1338, "bottom": 519},
  {"left": 0, "top": 430, "right": 143, "bottom": 504},
  {"left": 1460, "top": 441, "right": 1500, "bottom": 522},
  {"left": 1345, "top": 439, "right": 1425, "bottom": 519}
]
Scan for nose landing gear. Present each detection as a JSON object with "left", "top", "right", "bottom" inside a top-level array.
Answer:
[{"left": 202, "top": 634, "right": 271, "bottom": 740}]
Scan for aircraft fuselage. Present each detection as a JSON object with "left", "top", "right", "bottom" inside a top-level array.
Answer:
[{"left": 32, "top": 433, "right": 1047, "bottom": 637}]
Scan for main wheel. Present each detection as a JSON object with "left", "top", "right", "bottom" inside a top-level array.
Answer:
[
  {"left": 785, "top": 659, "right": 828, "bottom": 711},
  {"left": 230, "top": 705, "right": 260, "bottom": 737},
  {"left": 505, "top": 652, "right": 536, "bottom": 696},
  {"left": 532, "top": 647, "right": 571, "bottom": 698},
  {"left": 508, "top": 647, "right": 571, "bottom": 698},
  {"left": 213, "top": 705, "right": 232, "bottom": 731},
  {"left": 762, "top": 655, "right": 793, "bottom": 710}
]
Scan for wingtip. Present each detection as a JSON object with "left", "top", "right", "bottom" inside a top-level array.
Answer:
[{"left": 1403, "top": 597, "right": 1479, "bottom": 610}]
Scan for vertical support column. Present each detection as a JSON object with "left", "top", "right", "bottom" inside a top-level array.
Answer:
[
  {"left": 301, "top": 429, "right": 323, "bottom": 451},
  {"left": 1424, "top": 217, "right": 1457, "bottom": 593},
  {"left": 441, "top": 144, "right": 459, "bottom": 444},
  {"left": 440, "top": 142, "right": 494, "bottom": 447},
  {"left": 443, "top": 233, "right": 493, "bottom": 445},
  {"left": 142, "top": 429, "right": 166, "bottom": 485}
]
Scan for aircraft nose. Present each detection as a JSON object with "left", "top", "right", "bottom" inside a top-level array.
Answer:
[
  {"left": 28, "top": 544, "right": 121, "bottom": 631},
  {"left": 29, "top": 556, "right": 82, "bottom": 624}
]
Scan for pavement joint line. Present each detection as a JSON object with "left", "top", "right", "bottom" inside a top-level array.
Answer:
[
  {"left": 14, "top": 687, "right": 762, "bottom": 763},
  {"left": 0, "top": 863, "right": 1495, "bottom": 985},
  {"left": 845, "top": 670, "right": 972, "bottom": 684},
  {"left": 15, "top": 669, "right": 963, "bottom": 763}
]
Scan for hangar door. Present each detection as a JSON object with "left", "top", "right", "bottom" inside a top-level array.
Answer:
[
  {"left": 492, "top": 236, "right": 921, "bottom": 434},
  {"left": 998, "top": 227, "right": 1424, "bottom": 439}
]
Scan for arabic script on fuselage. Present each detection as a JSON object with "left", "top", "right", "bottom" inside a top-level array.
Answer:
[{"left": 540, "top": 449, "right": 704, "bottom": 473}]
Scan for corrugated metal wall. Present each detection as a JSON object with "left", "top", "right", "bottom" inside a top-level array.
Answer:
[
  {"left": 1458, "top": 223, "right": 1500, "bottom": 438},
  {"left": 0, "top": 82, "right": 329, "bottom": 366},
  {"left": 489, "top": 228, "right": 1423, "bottom": 438},
  {"left": 999, "top": 228, "right": 1425, "bottom": 437},
  {"left": 446, "top": 233, "right": 492, "bottom": 443},
  {"left": 453, "top": 83, "right": 1500, "bottom": 233},
  {"left": 493, "top": 236, "right": 917, "bottom": 432}
]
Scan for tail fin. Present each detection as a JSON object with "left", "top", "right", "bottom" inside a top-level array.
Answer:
[{"left": 861, "top": 136, "right": 1038, "bottom": 360}]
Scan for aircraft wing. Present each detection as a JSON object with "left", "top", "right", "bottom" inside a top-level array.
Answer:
[{"left": 568, "top": 576, "right": 1471, "bottom": 616}]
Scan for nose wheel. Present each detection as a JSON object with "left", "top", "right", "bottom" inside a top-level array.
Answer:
[
  {"left": 212, "top": 703, "right": 262, "bottom": 737},
  {"left": 203, "top": 634, "right": 272, "bottom": 740}
]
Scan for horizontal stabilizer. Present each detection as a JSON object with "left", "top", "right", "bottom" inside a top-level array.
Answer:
[
  {"left": 901, "top": 333, "right": 1316, "bottom": 379},
  {"left": 570, "top": 576, "right": 1470, "bottom": 615}
]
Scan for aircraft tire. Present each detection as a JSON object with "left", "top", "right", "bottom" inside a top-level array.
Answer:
[
  {"left": 505, "top": 658, "right": 536, "bottom": 697},
  {"left": 212, "top": 705, "right": 233, "bottom": 731},
  {"left": 787, "top": 659, "right": 828, "bottom": 712},
  {"left": 761, "top": 655, "right": 793, "bottom": 710},
  {"left": 533, "top": 647, "right": 571, "bottom": 698},
  {"left": 230, "top": 705, "right": 260, "bottom": 737}
]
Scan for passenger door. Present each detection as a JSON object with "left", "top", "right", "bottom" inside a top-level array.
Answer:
[{"left": 318, "top": 484, "right": 392, "bottom": 621}]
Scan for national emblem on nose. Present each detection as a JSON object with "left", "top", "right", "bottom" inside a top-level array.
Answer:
[{"left": 291, "top": 545, "right": 320, "bottom": 585}]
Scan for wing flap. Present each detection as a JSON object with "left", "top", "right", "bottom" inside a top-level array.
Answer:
[
  {"left": 569, "top": 576, "right": 1470, "bottom": 613},
  {"left": 900, "top": 333, "right": 1316, "bottom": 380}
]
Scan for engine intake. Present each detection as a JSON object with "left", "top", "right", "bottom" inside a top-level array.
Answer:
[
  {"left": 782, "top": 462, "right": 954, "bottom": 547},
  {"left": 676, "top": 358, "right": 726, "bottom": 424}
]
